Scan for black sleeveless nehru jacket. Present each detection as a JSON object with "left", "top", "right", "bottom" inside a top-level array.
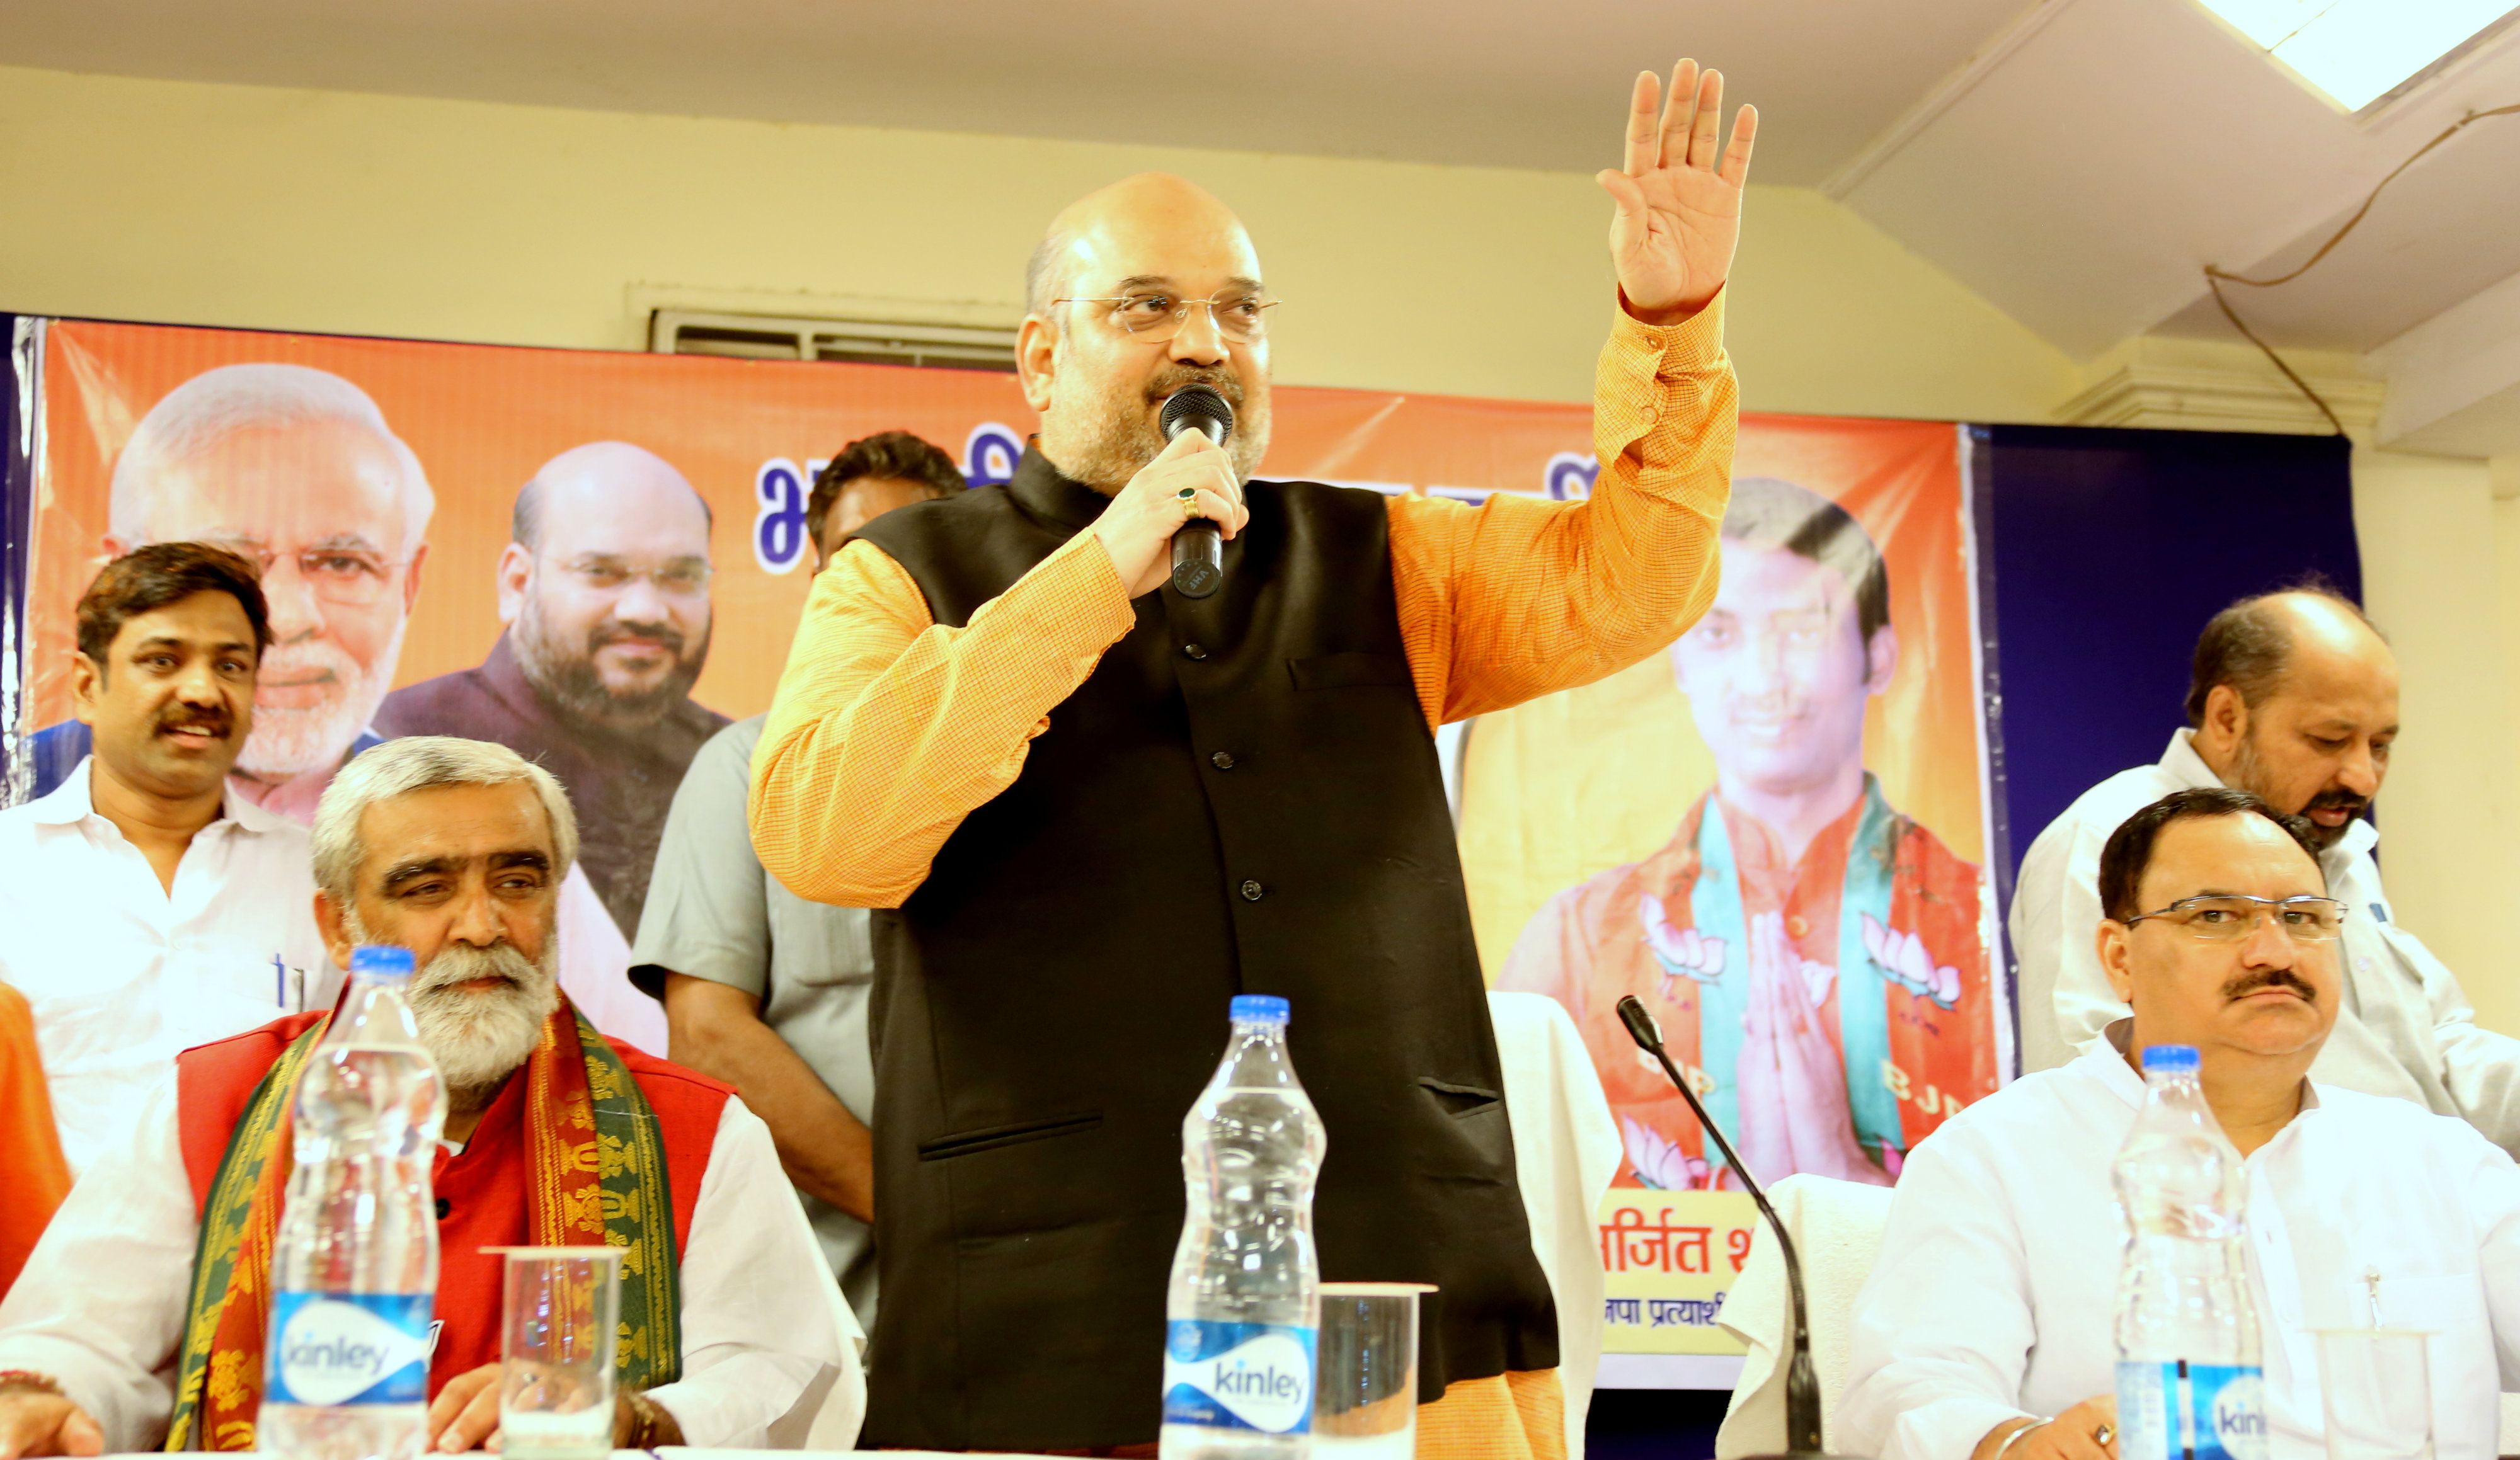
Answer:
[{"left": 847, "top": 447, "right": 1557, "bottom": 1451}]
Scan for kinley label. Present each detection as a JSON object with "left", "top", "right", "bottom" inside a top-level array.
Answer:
[
  {"left": 1162, "top": 1320, "right": 1316, "bottom": 1434},
  {"left": 2115, "top": 1360, "right": 2267, "bottom": 1460},
  {"left": 266, "top": 1292, "right": 435, "bottom": 1408}
]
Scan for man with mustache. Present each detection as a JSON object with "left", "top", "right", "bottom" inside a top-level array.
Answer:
[
  {"left": 1498, "top": 478, "right": 1995, "bottom": 1194},
  {"left": 28, "top": 364, "right": 431, "bottom": 821},
  {"left": 0, "top": 544, "right": 335, "bottom": 1175},
  {"left": 753, "top": 60, "right": 1753, "bottom": 1457},
  {"left": 379, "top": 442, "right": 728, "bottom": 947},
  {"left": 2012, "top": 588, "right": 2520, "bottom": 1153},
  {"left": 1843, "top": 786, "right": 2520, "bottom": 1460},
  {"left": 0, "top": 736, "right": 861, "bottom": 1456}
]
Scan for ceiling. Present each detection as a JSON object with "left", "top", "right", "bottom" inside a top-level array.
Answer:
[
  {"left": 0, "top": 0, "right": 2031, "bottom": 186},
  {"left": 8, "top": 0, "right": 2520, "bottom": 380}
]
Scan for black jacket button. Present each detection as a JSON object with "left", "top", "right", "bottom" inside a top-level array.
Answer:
[
  {"left": 1240, "top": 880, "right": 1265, "bottom": 901},
  {"left": 1211, "top": 751, "right": 1236, "bottom": 770},
  {"left": 1183, "top": 643, "right": 1209, "bottom": 660},
  {"left": 435, "top": 1197, "right": 452, "bottom": 1221}
]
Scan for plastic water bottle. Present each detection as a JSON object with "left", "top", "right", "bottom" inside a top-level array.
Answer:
[
  {"left": 1160, "top": 995, "right": 1327, "bottom": 1460},
  {"left": 2112, "top": 1044, "right": 2267, "bottom": 1460},
  {"left": 260, "top": 945, "right": 448, "bottom": 1460}
]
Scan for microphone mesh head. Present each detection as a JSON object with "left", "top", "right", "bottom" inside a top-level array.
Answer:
[{"left": 1160, "top": 385, "right": 1235, "bottom": 445}]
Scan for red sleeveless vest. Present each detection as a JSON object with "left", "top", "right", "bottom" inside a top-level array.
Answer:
[{"left": 175, "top": 1013, "right": 730, "bottom": 1395}]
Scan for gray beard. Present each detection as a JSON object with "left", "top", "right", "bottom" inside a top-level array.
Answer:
[
  {"left": 1050, "top": 365, "right": 1270, "bottom": 494},
  {"left": 2226, "top": 732, "right": 2352, "bottom": 851},
  {"left": 346, "top": 914, "right": 561, "bottom": 1109}
]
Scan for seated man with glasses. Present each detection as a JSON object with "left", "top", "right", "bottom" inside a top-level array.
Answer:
[{"left": 1840, "top": 786, "right": 2520, "bottom": 1460}]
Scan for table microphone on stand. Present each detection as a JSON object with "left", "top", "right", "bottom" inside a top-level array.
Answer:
[
  {"left": 1615, "top": 994, "right": 1865, "bottom": 1460},
  {"left": 1159, "top": 385, "right": 1234, "bottom": 598}
]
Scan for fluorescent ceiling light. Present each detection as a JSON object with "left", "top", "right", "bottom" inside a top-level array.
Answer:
[{"left": 2197, "top": 0, "right": 2518, "bottom": 109}]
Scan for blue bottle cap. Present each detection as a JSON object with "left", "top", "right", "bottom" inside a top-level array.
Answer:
[
  {"left": 2140, "top": 1043, "right": 2199, "bottom": 1075},
  {"left": 1230, "top": 994, "right": 1290, "bottom": 1024},
  {"left": 348, "top": 944, "right": 416, "bottom": 983}
]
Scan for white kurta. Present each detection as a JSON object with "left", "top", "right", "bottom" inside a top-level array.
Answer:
[
  {"left": 1837, "top": 1039, "right": 2520, "bottom": 1460},
  {"left": 0, "top": 758, "right": 338, "bottom": 1174},
  {"left": 0, "top": 1081, "right": 864, "bottom": 1451},
  {"left": 2008, "top": 730, "right": 2520, "bottom": 1154}
]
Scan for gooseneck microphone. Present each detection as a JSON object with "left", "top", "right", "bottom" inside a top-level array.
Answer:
[
  {"left": 1615, "top": 995, "right": 1862, "bottom": 1460},
  {"left": 1159, "top": 385, "right": 1234, "bottom": 599}
]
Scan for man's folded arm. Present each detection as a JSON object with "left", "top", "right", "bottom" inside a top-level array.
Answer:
[
  {"left": 1837, "top": 1136, "right": 2042, "bottom": 1460},
  {"left": 1388, "top": 293, "right": 1736, "bottom": 728},
  {"left": 641, "top": 1097, "right": 864, "bottom": 1449},
  {"left": 748, "top": 533, "right": 1137, "bottom": 908},
  {"left": 0, "top": 1080, "right": 195, "bottom": 1452}
]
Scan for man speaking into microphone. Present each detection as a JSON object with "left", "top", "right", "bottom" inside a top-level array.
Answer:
[{"left": 752, "top": 59, "right": 1755, "bottom": 1460}]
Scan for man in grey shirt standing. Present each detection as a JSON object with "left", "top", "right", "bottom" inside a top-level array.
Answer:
[{"left": 630, "top": 431, "right": 965, "bottom": 1325}]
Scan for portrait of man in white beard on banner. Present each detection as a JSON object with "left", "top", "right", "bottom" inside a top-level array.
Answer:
[{"left": 26, "top": 363, "right": 429, "bottom": 819}]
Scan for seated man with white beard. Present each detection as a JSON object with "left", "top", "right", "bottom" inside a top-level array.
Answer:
[{"left": 0, "top": 736, "right": 862, "bottom": 1456}]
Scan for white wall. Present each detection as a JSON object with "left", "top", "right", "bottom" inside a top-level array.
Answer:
[{"left": 2352, "top": 448, "right": 2520, "bottom": 1029}]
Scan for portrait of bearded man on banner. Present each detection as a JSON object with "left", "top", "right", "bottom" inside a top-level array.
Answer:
[
  {"left": 1497, "top": 476, "right": 1995, "bottom": 1190},
  {"left": 379, "top": 442, "right": 728, "bottom": 941}
]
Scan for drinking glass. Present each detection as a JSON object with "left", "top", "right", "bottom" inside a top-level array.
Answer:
[
  {"left": 1315, "top": 1283, "right": 1433, "bottom": 1460},
  {"left": 495, "top": 1247, "right": 622, "bottom": 1460}
]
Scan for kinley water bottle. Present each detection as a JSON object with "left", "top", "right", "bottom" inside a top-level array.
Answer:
[
  {"left": 260, "top": 945, "right": 449, "bottom": 1460},
  {"left": 2113, "top": 1044, "right": 2268, "bottom": 1460},
  {"left": 1161, "top": 995, "right": 1327, "bottom": 1460}
]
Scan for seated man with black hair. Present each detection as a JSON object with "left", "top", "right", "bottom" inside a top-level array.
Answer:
[{"left": 1842, "top": 787, "right": 2520, "bottom": 1460}]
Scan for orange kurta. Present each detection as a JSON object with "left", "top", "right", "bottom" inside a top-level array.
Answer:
[
  {"left": 0, "top": 981, "right": 71, "bottom": 1300},
  {"left": 751, "top": 292, "right": 1738, "bottom": 910},
  {"left": 750, "top": 292, "right": 1739, "bottom": 1460}
]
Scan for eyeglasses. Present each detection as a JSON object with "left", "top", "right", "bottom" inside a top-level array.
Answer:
[
  {"left": 207, "top": 540, "right": 410, "bottom": 608},
  {"left": 2123, "top": 894, "right": 2347, "bottom": 944},
  {"left": 1053, "top": 291, "right": 1282, "bottom": 345},
  {"left": 554, "top": 554, "right": 711, "bottom": 598}
]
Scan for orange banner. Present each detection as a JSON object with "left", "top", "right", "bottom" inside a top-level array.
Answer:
[{"left": 18, "top": 322, "right": 2002, "bottom": 1359}]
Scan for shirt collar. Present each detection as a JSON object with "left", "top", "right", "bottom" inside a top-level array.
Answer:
[
  {"left": 2093, "top": 1016, "right": 2324, "bottom": 1119},
  {"left": 33, "top": 755, "right": 290, "bottom": 837},
  {"left": 1006, "top": 443, "right": 1120, "bottom": 531},
  {"left": 25, "top": 756, "right": 100, "bottom": 826},
  {"left": 2156, "top": 728, "right": 2223, "bottom": 790}
]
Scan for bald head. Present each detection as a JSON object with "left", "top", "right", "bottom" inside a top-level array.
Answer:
[
  {"left": 2189, "top": 588, "right": 2398, "bottom": 845},
  {"left": 1026, "top": 173, "right": 1258, "bottom": 316},
  {"left": 513, "top": 442, "right": 709, "bottom": 553},
  {"left": 2186, "top": 589, "right": 2390, "bottom": 728},
  {"left": 1017, "top": 173, "right": 1274, "bottom": 493}
]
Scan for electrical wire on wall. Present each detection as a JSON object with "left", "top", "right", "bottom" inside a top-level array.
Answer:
[{"left": 2206, "top": 100, "right": 2520, "bottom": 436}]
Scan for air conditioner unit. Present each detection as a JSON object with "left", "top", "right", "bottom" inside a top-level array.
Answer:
[{"left": 649, "top": 310, "right": 1017, "bottom": 372}]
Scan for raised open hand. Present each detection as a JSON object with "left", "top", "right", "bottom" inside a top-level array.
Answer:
[{"left": 1599, "top": 60, "right": 1756, "bottom": 321}]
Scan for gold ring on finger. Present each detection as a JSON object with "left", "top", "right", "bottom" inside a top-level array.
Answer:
[{"left": 2093, "top": 1425, "right": 2112, "bottom": 1447}]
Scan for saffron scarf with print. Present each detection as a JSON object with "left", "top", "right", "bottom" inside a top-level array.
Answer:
[
  {"left": 163, "top": 1001, "right": 680, "bottom": 1452},
  {"left": 1673, "top": 775, "right": 1904, "bottom": 1161}
]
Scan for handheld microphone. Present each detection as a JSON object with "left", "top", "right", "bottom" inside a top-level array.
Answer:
[
  {"left": 1615, "top": 995, "right": 1862, "bottom": 1460},
  {"left": 1159, "top": 385, "right": 1234, "bottom": 599}
]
